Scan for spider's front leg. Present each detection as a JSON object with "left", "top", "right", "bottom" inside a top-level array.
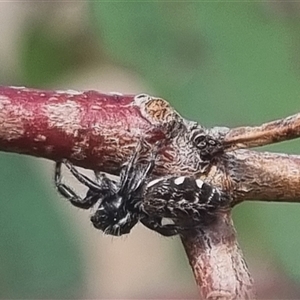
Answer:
[
  {"left": 55, "top": 139, "right": 164, "bottom": 236},
  {"left": 90, "top": 139, "right": 162, "bottom": 236},
  {"left": 55, "top": 160, "right": 117, "bottom": 209},
  {"left": 55, "top": 159, "right": 132, "bottom": 236}
]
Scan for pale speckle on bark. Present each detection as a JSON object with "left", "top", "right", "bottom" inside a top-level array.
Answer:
[
  {"left": 44, "top": 145, "right": 54, "bottom": 154},
  {"left": 0, "top": 95, "right": 29, "bottom": 140},
  {"left": 43, "top": 100, "right": 83, "bottom": 136},
  {"left": 70, "top": 136, "right": 89, "bottom": 160},
  {"left": 55, "top": 89, "right": 84, "bottom": 96},
  {"left": 33, "top": 134, "right": 47, "bottom": 142}
]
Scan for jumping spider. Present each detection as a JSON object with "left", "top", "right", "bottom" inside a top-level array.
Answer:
[{"left": 55, "top": 137, "right": 229, "bottom": 237}]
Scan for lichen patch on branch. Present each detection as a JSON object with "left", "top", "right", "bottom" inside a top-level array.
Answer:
[
  {"left": 0, "top": 95, "right": 30, "bottom": 140},
  {"left": 132, "top": 94, "right": 183, "bottom": 132},
  {"left": 43, "top": 100, "right": 83, "bottom": 136}
]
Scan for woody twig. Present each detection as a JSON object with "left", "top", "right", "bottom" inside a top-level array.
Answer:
[{"left": 1, "top": 86, "right": 300, "bottom": 299}]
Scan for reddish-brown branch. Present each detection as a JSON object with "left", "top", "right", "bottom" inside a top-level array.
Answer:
[
  {"left": 2, "top": 86, "right": 300, "bottom": 299},
  {"left": 223, "top": 150, "right": 300, "bottom": 203},
  {"left": 181, "top": 212, "right": 254, "bottom": 300},
  {"left": 0, "top": 86, "right": 164, "bottom": 173}
]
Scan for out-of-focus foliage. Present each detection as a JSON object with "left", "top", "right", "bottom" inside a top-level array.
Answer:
[
  {"left": 21, "top": 19, "right": 101, "bottom": 86},
  {"left": 91, "top": 2, "right": 300, "bottom": 282},
  {"left": 0, "top": 7, "right": 90, "bottom": 299},
  {"left": 0, "top": 154, "right": 83, "bottom": 298},
  {"left": 91, "top": 3, "right": 300, "bottom": 125}
]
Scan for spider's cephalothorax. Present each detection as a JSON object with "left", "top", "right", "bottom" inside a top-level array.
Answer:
[{"left": 55, "top": 139, "right": 230, "bottom": 237}]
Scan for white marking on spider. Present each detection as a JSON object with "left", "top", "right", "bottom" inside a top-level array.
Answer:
[
  {"left": 118, "top": 213, "right": 131, "bottom": 225},
  {"left": 146, "top": 177, "right": 164, "bottom": 188},
  {"left": 161, "top": 218, "right": 175, "bottom": 225},
  {"left": 174, "top": 176, "right": 185, "bottom": 185},
  {"left": 196, "top": 179, "right": 204, "bottom": 189},
  {"left": 207, "top": 188, "right": 216, "bottom": 203}
]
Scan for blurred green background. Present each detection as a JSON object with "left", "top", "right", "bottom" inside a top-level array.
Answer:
[{"left": 1, "top": 2, "right": 300, "bottom": 299}]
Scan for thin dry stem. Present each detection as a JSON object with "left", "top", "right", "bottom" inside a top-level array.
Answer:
[{"left": 223, "top": 112, "right": 300, "bottom": 151}]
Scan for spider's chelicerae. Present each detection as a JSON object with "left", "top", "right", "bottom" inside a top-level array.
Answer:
[{"left": 55, "top": 136, "right": 230, "bottom": 236}]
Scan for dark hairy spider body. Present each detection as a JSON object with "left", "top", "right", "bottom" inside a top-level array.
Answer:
[{"left": 55, "top": 130, "right": 230, "bottom": 237}]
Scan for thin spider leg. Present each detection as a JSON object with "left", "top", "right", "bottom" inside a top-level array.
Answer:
[
  {"left": 61, "top": 159, "right": 104, "bottom": 191},
  {"left": 140, "top": 217, "right": 179, "bottom": 237},
  {"left": 140, "top": 140, "right": 163, "bottom": 176},
  {"left": 121, "top": 139, "right": 162, "bottom": 193},
  {"left": 57, "top": 183, "right": 99, "bottom": 209},
  {"left": 139, "top": 141, "right": 160, "bottom": 178},
  {"left": 55, "top": 162, "right": 99, "bottom": 209},
  {"left": 119, "top": 139, "right": 145, "bottom": 193},
  {"left": 131, "top": 153, "right": 156, "bottom": 192},
  {"left": 94, "top": 171, "right": 118, "bottom": 192},
  {"left": 139, "top": 140, "right": 164, "bottom": 180},
  {"left": 55, "top": 161, "right": 64, "bottom": 183}
]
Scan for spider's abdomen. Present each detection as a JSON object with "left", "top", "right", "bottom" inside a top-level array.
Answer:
[{"left": 142, "top": 176, "right": 230, "bottom": 222}]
